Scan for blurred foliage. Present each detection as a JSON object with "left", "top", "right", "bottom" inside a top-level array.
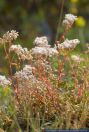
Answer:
[
  {"left": 0, "top": 0, "right": 89, "bottom": 44},
  {"left": 76, "top": 16, "right": 86, "bottom": 27}
]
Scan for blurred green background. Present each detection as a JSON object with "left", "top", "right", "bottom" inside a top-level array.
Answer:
[
  {"left": 0, "top": 0, "right": 89, "bottom": 46},
  {"left": 0, "top": 0, "right": 89, "bottom": 73}
]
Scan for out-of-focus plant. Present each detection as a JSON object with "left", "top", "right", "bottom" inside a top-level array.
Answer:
[{"left": 75, "top": 16, "right": 86, "bottom": 49}]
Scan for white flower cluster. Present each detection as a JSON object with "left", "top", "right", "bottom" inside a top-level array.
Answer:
[
  {"left": 14, "top": 64, "right": 51, "bottom": 90},
  {"left": 0, "top": 75, "right": 11, "bottom": 87},
  {"left": 3, "top": 30, "right": 19, "bottom": 43},
  {"left": 14, "top": 65, "right": 35, "bottom": 80},
  {"left": 32, "top": 36, "right": 58, "bottom": 57},
  {"left": 48, "top": 48, "right": 58, "bottom": 57},
  {"left": 56, "top": 39, "right": 80, "bottom": 50},
  {"left": 34, "top": 36, "right": 50, "bottom": 47},
  {"left": 10, "top": 44, "right": 32, "bottom": 60},
  {"left": 31, "top": 47, "right": 48, "bottom": 56},
  {"left": 71, "top": 55, "right": 84, "bottom": 63},
  {"left": 63, "top": 14, "right": 77, "bottom": 29}
]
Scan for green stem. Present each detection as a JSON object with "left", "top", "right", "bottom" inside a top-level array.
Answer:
[{"left": 55, "top": 0, "right": 64, "bottom": 41}]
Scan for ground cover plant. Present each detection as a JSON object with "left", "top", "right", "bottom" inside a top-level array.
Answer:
[{"left": 0, "top": 14, "right": 89, "bottom": 132}]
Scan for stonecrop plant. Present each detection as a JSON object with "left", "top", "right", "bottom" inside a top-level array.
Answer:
[{"left": 0, "top": 14, "right": 89, "bottom": 131}]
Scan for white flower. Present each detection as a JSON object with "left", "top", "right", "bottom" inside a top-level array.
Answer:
[
  {"left": 15, "top": 65, "right": 48, "bottom": 89},
  {"left": 3, "top": 30, "right": 19, "bottom": 43},
  {"left": 65, "top": 14, "right": 77, "bottom": 22},
  {"left": 71, "top": 55, "right": 84, "bottom": 63},
  {"left": 10, "top": 44, "right": 32, "bottom": 60},
  {"left": 31, "top": 47, "right": 48, "bottom": 56},
  {"left": 57, "top": 39, "right": 80, "bottom": 50},
  {"left": 48, "top": 48, "right": 58, "bottom": 57},
  {"left": 31, "top": 47, "right": 58, "bottom": 57},
  {"left": 14, "top": 65, "right": 34, "bottom": 80},
  {"left": 32, "top": 36, "right": 58, "bottom": 58},
  {"left": 0, "top": 75, "right": 11, "bottom": 87},
  {"left": 10, "top": 30, "right": 19, "bottom": 40},
  {"left": 34, "top": 36, "right": 50, "bottom": 47},
  {"left": 63, "top": 14, "right": 77, "bottom": 28},
  {"left": 10, "top": 44, "right": 22, "bottom": 52},
  {"left": 22, "top": 65, "right": 33, "bottom": 74}
]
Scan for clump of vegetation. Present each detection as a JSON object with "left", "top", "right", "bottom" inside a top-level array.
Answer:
[{"left": 0, "top": 14, "right": 89, "bottom": 132}]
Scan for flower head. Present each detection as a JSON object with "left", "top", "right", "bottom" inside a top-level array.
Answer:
[
  {"left": 48, "top": 48, "right": 58, "bottom": 57},
  {"left": 3, "top": 30, "right": 19, "bottom": 43},
  {"left": 31, "top": 47, "right": 58, "bottom": 58},
  {"left": 14, "top": 65, "right": 35, "bottom": 80},
  {"left": 10, "top": 44, "right": 32, "bottom": 60},
  {"left": 56, "top": 39, "right": 80, "bottom": 50},
  {"left": 31, "top": 47, "right": 48, "bottom": 57},
  {"left": 34, "top": 36, "right": 50, "bottom": 47},
  {"left": 32, "top": 36, "right": 58, "bottom": 58},
  {"left": 63, "top": 14, "right": 77, "bottom": 29}
]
